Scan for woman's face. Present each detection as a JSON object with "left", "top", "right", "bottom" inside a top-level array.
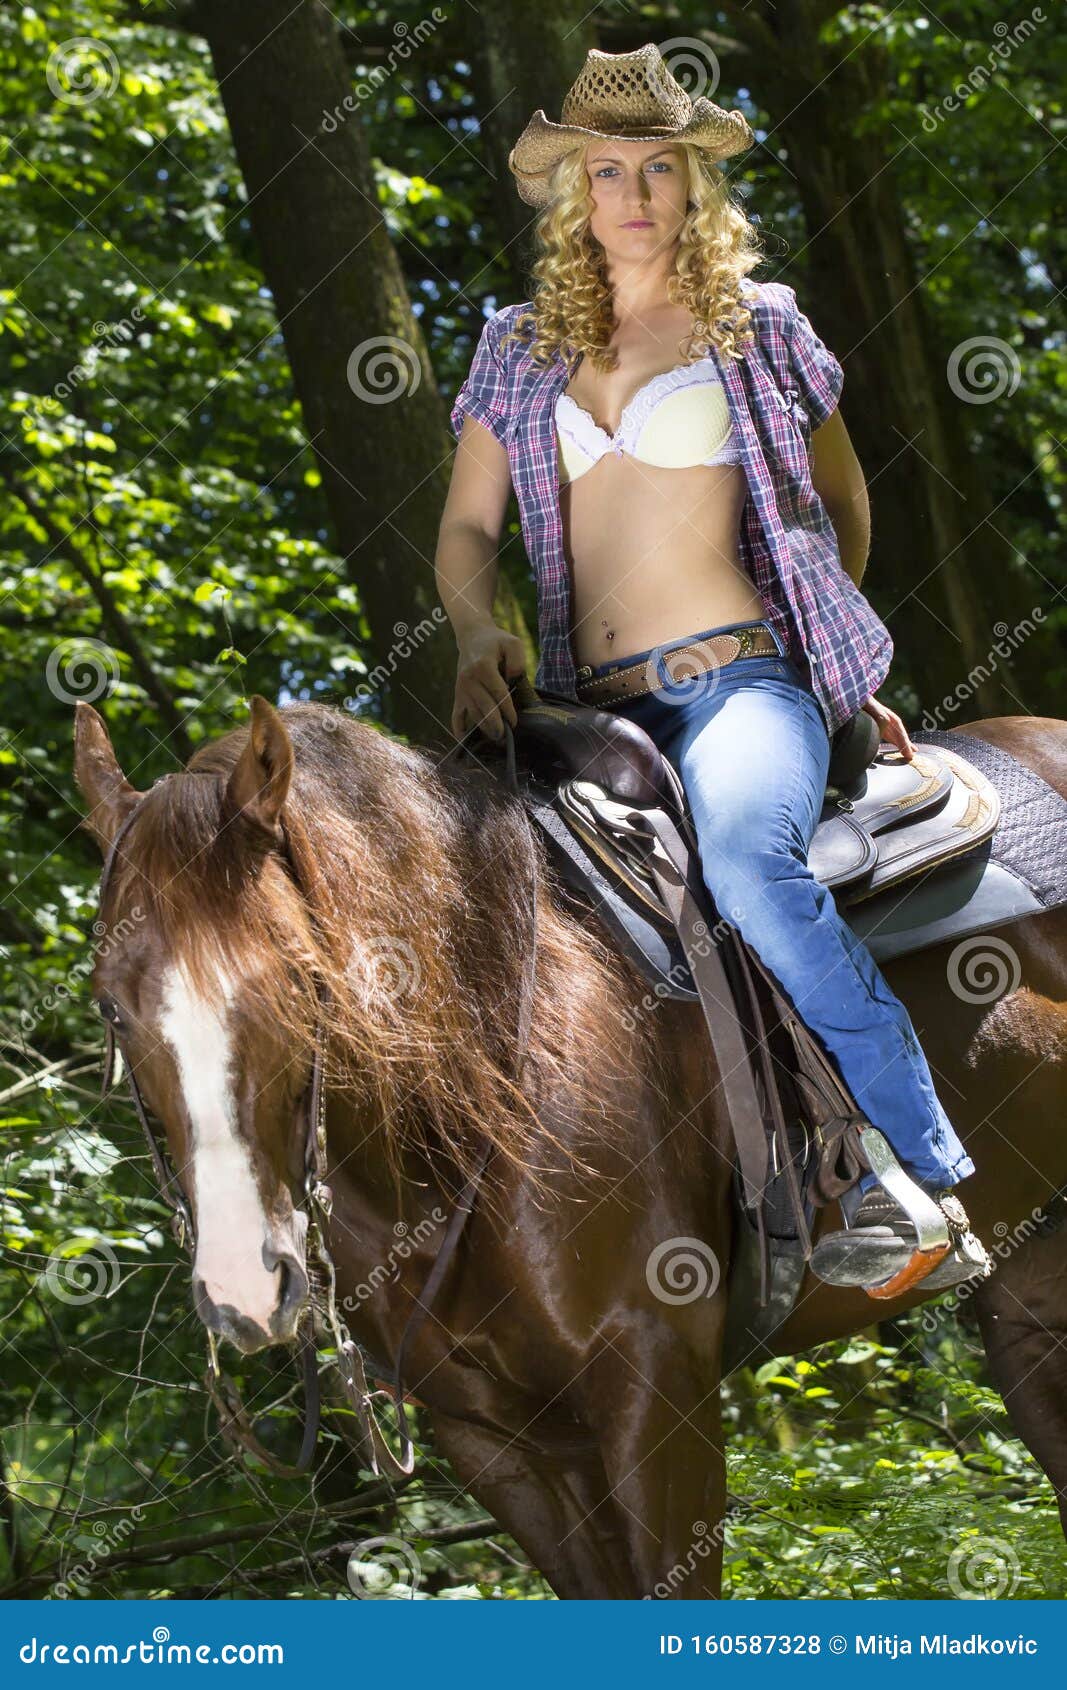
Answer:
[{"left": 583, "top": 139, "right": 689, "bottom": 264}]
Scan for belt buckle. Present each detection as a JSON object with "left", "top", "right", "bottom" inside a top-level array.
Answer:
[
  {"left": 575, "top": 664, "right": 594, "bottom": 684},
  {"left": 735, "top": 625, "right": 759, "bottom": 657}
]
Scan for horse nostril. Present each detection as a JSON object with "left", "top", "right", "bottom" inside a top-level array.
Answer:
[
  {"left": 274, "top": 1252, "right": 309, "bottom": 1322},
  {"left": 193, "top": 1276, "right": 221, "bottom": 1332}
]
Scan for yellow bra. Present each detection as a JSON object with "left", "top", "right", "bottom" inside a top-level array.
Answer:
[{"left": 556, "top": 358, "right": 741, "bottom": 483}]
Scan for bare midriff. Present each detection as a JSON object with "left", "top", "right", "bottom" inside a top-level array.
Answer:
[{"left": 563, "top": 451, "right": 766, "bottom": 670}]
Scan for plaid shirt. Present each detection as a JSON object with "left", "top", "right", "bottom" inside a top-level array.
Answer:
[{"left": 449, "top": 280, "right": 892, "bottom": 738}]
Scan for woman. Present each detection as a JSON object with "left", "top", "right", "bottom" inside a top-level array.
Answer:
[{"left": 435, "top": 44, "right": 988, "bottom": 1295}]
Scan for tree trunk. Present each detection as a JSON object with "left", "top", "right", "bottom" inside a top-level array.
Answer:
[
  {"left": 195, "top": 0, "right": 499, "bottom": 747},
  {"left": 460, "top": 1, "right": 597, "bottom": 294}
]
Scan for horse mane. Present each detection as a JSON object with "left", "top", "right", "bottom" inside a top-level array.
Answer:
[{"left": 111, "top": 703, "right": 664, "bottom": 1197}]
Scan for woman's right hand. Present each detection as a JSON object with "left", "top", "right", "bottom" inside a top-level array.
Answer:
[{"left": 451, "top": 623, "right": 527, "bottom": 742}]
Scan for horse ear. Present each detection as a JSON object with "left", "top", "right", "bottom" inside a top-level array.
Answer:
[
  {"left": 73, "top": 701, "right": 145, "bottom": 855},
  {"left": 224, "top": 695, "right": 294, "bottom": 838}
]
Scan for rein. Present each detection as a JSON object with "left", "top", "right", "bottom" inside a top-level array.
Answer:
[{"left": 94, "top": 731, "right": 537, "bottom": 1483}]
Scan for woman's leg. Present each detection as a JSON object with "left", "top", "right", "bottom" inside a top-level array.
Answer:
[{"left": 629, "top": 657, "right": 973, "bottom": 1192}]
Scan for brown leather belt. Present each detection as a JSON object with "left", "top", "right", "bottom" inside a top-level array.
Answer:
[{"left": 575, "top": 624, "right": 780, "bottom": 708}]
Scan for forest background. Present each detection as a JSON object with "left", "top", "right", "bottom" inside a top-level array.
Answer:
[{"left": 1, "top": 0, "right": 1064, "bottom": 1599}]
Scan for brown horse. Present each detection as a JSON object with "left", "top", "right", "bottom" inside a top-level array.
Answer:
[{"left": 73, "top": 695, "right": 1067, "bottom": 1598}]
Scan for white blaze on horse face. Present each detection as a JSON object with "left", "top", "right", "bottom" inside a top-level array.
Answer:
[{"left": 159, "top": 962, "right": 279, "bottom": 1333}]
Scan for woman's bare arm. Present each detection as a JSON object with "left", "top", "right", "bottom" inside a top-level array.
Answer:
[
  {"left": 812, "top": 407, "right": 913, "bottom": 753},
  {"left": 810, "top": 408, "right": 872, "bottom": 589},
  {"left": 436, "top": 416, "right": 528, "bottom": 740}
]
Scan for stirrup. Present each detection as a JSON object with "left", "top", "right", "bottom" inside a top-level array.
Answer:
[{"left": 810, "top": 1127, "right": 991, "bottom": 1299}]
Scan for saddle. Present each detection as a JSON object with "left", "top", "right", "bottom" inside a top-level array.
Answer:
[
  {"left": 514, "top": 691, "right": 1000, "bottom": 909},
  {"left": 477, "top": 679, "right": 1002, "bottom": 1356}
]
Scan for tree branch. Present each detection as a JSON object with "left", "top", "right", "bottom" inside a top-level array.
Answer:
[{"left": 1, "top": 471, "right": 194, "bottom": 761}]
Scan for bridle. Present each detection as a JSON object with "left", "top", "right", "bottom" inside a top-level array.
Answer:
[{"left": 94, "top": 742, "right": 536, "bottom": 1483}]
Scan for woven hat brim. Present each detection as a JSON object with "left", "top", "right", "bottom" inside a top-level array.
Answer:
[{"left": 508, "top": 103, "right": 754, "bottom": 208}]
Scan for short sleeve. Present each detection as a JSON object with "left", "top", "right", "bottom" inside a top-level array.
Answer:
[
  {"left": 786, "top": 291, "right": 844, "bottom": 428},
  {"left": 449, "top": 309, "right": 511, "bottom": 447}
]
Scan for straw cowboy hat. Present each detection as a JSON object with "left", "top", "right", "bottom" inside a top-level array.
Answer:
[{"left": 508, "top": 42, "right": 754, "bottom": 209}]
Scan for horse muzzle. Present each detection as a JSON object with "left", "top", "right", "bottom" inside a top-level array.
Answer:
[{"left": 193, "top": 1244, "right": 310, "bottom": 1354}]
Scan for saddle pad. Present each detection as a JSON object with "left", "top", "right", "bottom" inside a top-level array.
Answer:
[
  {"left": 845, "top": 728, "right": 1067, "bottom": 964},
  {"left": 919, "top": 729, "right": 1067, "bottom": 905}
]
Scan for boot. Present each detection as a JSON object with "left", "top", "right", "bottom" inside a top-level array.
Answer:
[{"left": 811, "top": 1183, "right": 993, "bottom": 1299}]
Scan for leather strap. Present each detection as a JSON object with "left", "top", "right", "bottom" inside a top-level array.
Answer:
[
  {"left": 575, "top": 628, "right": 779, "bottom": 708},
  {"left": 625, "top": 807, "right": 770, "bottom": 1215}
]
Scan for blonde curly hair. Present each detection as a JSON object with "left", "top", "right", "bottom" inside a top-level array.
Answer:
[{"left": 500, "top": 141, "right": 764, "bottom": 374}]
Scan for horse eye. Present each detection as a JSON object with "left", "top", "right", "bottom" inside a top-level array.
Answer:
[{"left": 97, "top": 996, "right": 125, "bottom": 1028}]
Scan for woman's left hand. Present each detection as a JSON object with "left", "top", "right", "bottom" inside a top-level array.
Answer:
[{"left": 862, "top": 693, "right": 916, "bottom": 760}]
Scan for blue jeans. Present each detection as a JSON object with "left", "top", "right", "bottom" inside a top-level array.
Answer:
[{"left": 589, "top": 618, "right": 974, "bottom": 1191}]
